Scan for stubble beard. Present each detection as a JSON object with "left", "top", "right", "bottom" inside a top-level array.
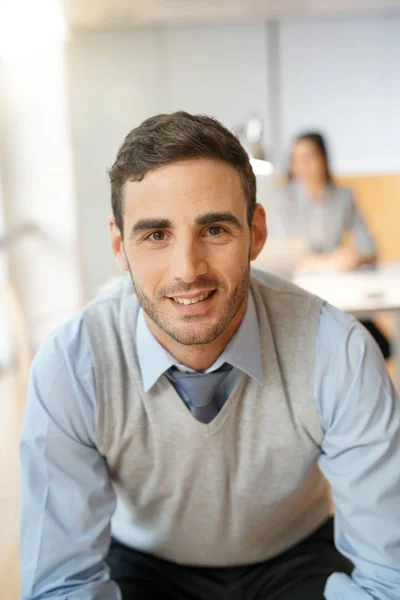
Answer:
[{"left": 129, "top": 265, "right": 250, "bottom": 346}]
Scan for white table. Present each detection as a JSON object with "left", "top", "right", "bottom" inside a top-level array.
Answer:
[{"left": 294, "top": 262, "right": 400, "bottom": 389}]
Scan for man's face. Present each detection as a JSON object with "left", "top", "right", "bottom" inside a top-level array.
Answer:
[{"left": 110, "top": 158, "right": 266, "bottom": 348}]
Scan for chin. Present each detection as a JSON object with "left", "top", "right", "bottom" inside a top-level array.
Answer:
[{"left": 166, "top": 321, "right": 223, "bottom": 346}]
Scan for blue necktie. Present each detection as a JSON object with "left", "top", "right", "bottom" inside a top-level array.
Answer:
[{"left": 167, "top": 363, "right": 233, "bottom": 424}]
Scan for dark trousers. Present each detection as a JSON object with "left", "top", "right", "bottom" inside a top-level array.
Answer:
[{"left": 107, "top": 519, "right": 353, "bottom": 600}]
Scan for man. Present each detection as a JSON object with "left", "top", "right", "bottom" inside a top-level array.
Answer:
[{"left": 20, "top": 112, "right": 400, "bottom": 599}]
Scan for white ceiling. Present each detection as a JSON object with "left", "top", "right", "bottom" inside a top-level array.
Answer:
[{"left": 64, "top": 0, "right": 400, "bottom": 30}]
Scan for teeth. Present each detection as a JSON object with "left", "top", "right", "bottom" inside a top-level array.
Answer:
[{"left": 172, "top": 291, "right": 213, "bottom": 305}]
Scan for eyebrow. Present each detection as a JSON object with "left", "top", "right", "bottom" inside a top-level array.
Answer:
[
  {"left": 195, "top": 212, "right": 243, "bottom": 230},
  {"left": 129, "top": 219, "right": 172, "bottom": 238}
]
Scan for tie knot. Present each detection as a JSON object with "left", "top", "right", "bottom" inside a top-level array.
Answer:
[{"left": 168, "top": 363, "right": 233, "bottom": 408}]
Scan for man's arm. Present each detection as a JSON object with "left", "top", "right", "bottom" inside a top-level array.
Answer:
[
  {"left": 315, "top": 304, "right": 400, "bottom": 599},
  {"left": 19, "top": 317, "right": 120, "bottom": 600}
]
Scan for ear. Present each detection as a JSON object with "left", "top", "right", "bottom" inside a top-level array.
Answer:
[
  {"left": 250, "top": 203, "right": 267, "bottom": 261},
  {"left": 110, "top": 217, "right": 129, "bottom": 272}
]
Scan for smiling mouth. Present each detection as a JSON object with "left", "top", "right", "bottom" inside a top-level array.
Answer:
[{"left": 169, "top": 290, "right": 215, "bottom": 305}]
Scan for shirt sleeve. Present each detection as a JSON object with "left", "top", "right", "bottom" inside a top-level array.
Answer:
[
  {"left": 344, "top": 189, "right": 377, "bottom": 257},
  {"left": 315, "top": 303, "right": 400, "bottom": 600},
  {"left": 19, "top": 315, "right": 121, "bottom": 600}
]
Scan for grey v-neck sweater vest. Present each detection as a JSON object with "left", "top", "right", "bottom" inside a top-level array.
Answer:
[{"left": 83, "top": 272, "right": 331, "bottom": 567}]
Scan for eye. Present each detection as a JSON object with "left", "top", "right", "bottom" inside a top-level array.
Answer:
[
  {"left": 148, "top": 231, "right": 167, "bottom": 242},
  {"left": 207, "top": 226, "right": 225, "bottom": 236}
]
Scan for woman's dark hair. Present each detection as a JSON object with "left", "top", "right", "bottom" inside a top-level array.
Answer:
[
  {"left": 288, "top": 132, "right": 333, "bottom": 184},
  {"left": 109, "top": 111, "right": 256, "bottom": 235}
]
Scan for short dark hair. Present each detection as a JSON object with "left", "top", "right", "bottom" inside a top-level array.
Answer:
[
  {"left": 109, "top": 111, "right": 256, "bottom": 235},
  {"left": 288, "top": 131, "right": 333, "bottom": 184}
]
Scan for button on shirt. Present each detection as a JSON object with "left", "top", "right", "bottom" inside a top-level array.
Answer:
[{"left": 19, "top": 292, "right": 400, "bottom": 599}]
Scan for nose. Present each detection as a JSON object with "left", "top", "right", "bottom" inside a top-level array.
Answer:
[{"left": 170, "top": 236, "right": 208, "bottom": 283}]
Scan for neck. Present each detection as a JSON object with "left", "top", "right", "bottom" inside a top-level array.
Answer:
[
  {"left": 144, "top": 296, "right": 248, "bottom": 372},
  {"left": 302, "top": 179, "right": 326, "bottom": 202}
]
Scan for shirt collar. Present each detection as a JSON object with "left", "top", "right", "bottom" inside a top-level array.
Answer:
[{"left": 136, "top": 291, "right": 263, "bottom": 393}]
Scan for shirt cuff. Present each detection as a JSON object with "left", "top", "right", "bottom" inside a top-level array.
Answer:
[{"left": 325, "top": 573, "right": 374, "bottom": 599}]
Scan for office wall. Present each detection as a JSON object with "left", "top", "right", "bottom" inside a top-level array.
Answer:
[
  {"left": 279, "top": 15, "right": 400, "bottom": 173},
  {"left": 165, "top": 23, "right": 272, "bottom": 149}
]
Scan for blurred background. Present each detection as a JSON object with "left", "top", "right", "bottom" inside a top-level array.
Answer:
[{"left": 1, "top": 0, "right": 400, "bottom": 597}]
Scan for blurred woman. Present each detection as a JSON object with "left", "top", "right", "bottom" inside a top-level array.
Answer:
[
  {"left": 276, "top": 131, "right": 391, "bottom": 358},
  {"left": 277, "top": 132, "right": 377, "bottom": 271}
]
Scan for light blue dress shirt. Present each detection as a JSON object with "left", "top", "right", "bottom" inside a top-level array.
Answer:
[{"left": 20, "top": 292, "right": 400, "bottom": 600}]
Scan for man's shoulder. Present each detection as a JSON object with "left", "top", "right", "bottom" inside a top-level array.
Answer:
[
  {"left": 318, "top": 302, "right": 357, "bottom": 350},
  {"left": 250, "top": 268, "right": 319, "bottom": 301},
  {"left": 82, "top": 275, "right": 139, "bottom": 326},
  {"left": 318, "top": 302, "right": 378, "bottom": 365},
  {"left": 250, "top": 270, "right": 325, "bottom": 352},
  {"left": 33, "top": 276, "right": 135, "bottom": 376},
  {"left": 251, "top": 272, "right": 358, "bottom": 345},
  {"left": 84, "top": 275, "right": 135, "bottom": 312}
]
